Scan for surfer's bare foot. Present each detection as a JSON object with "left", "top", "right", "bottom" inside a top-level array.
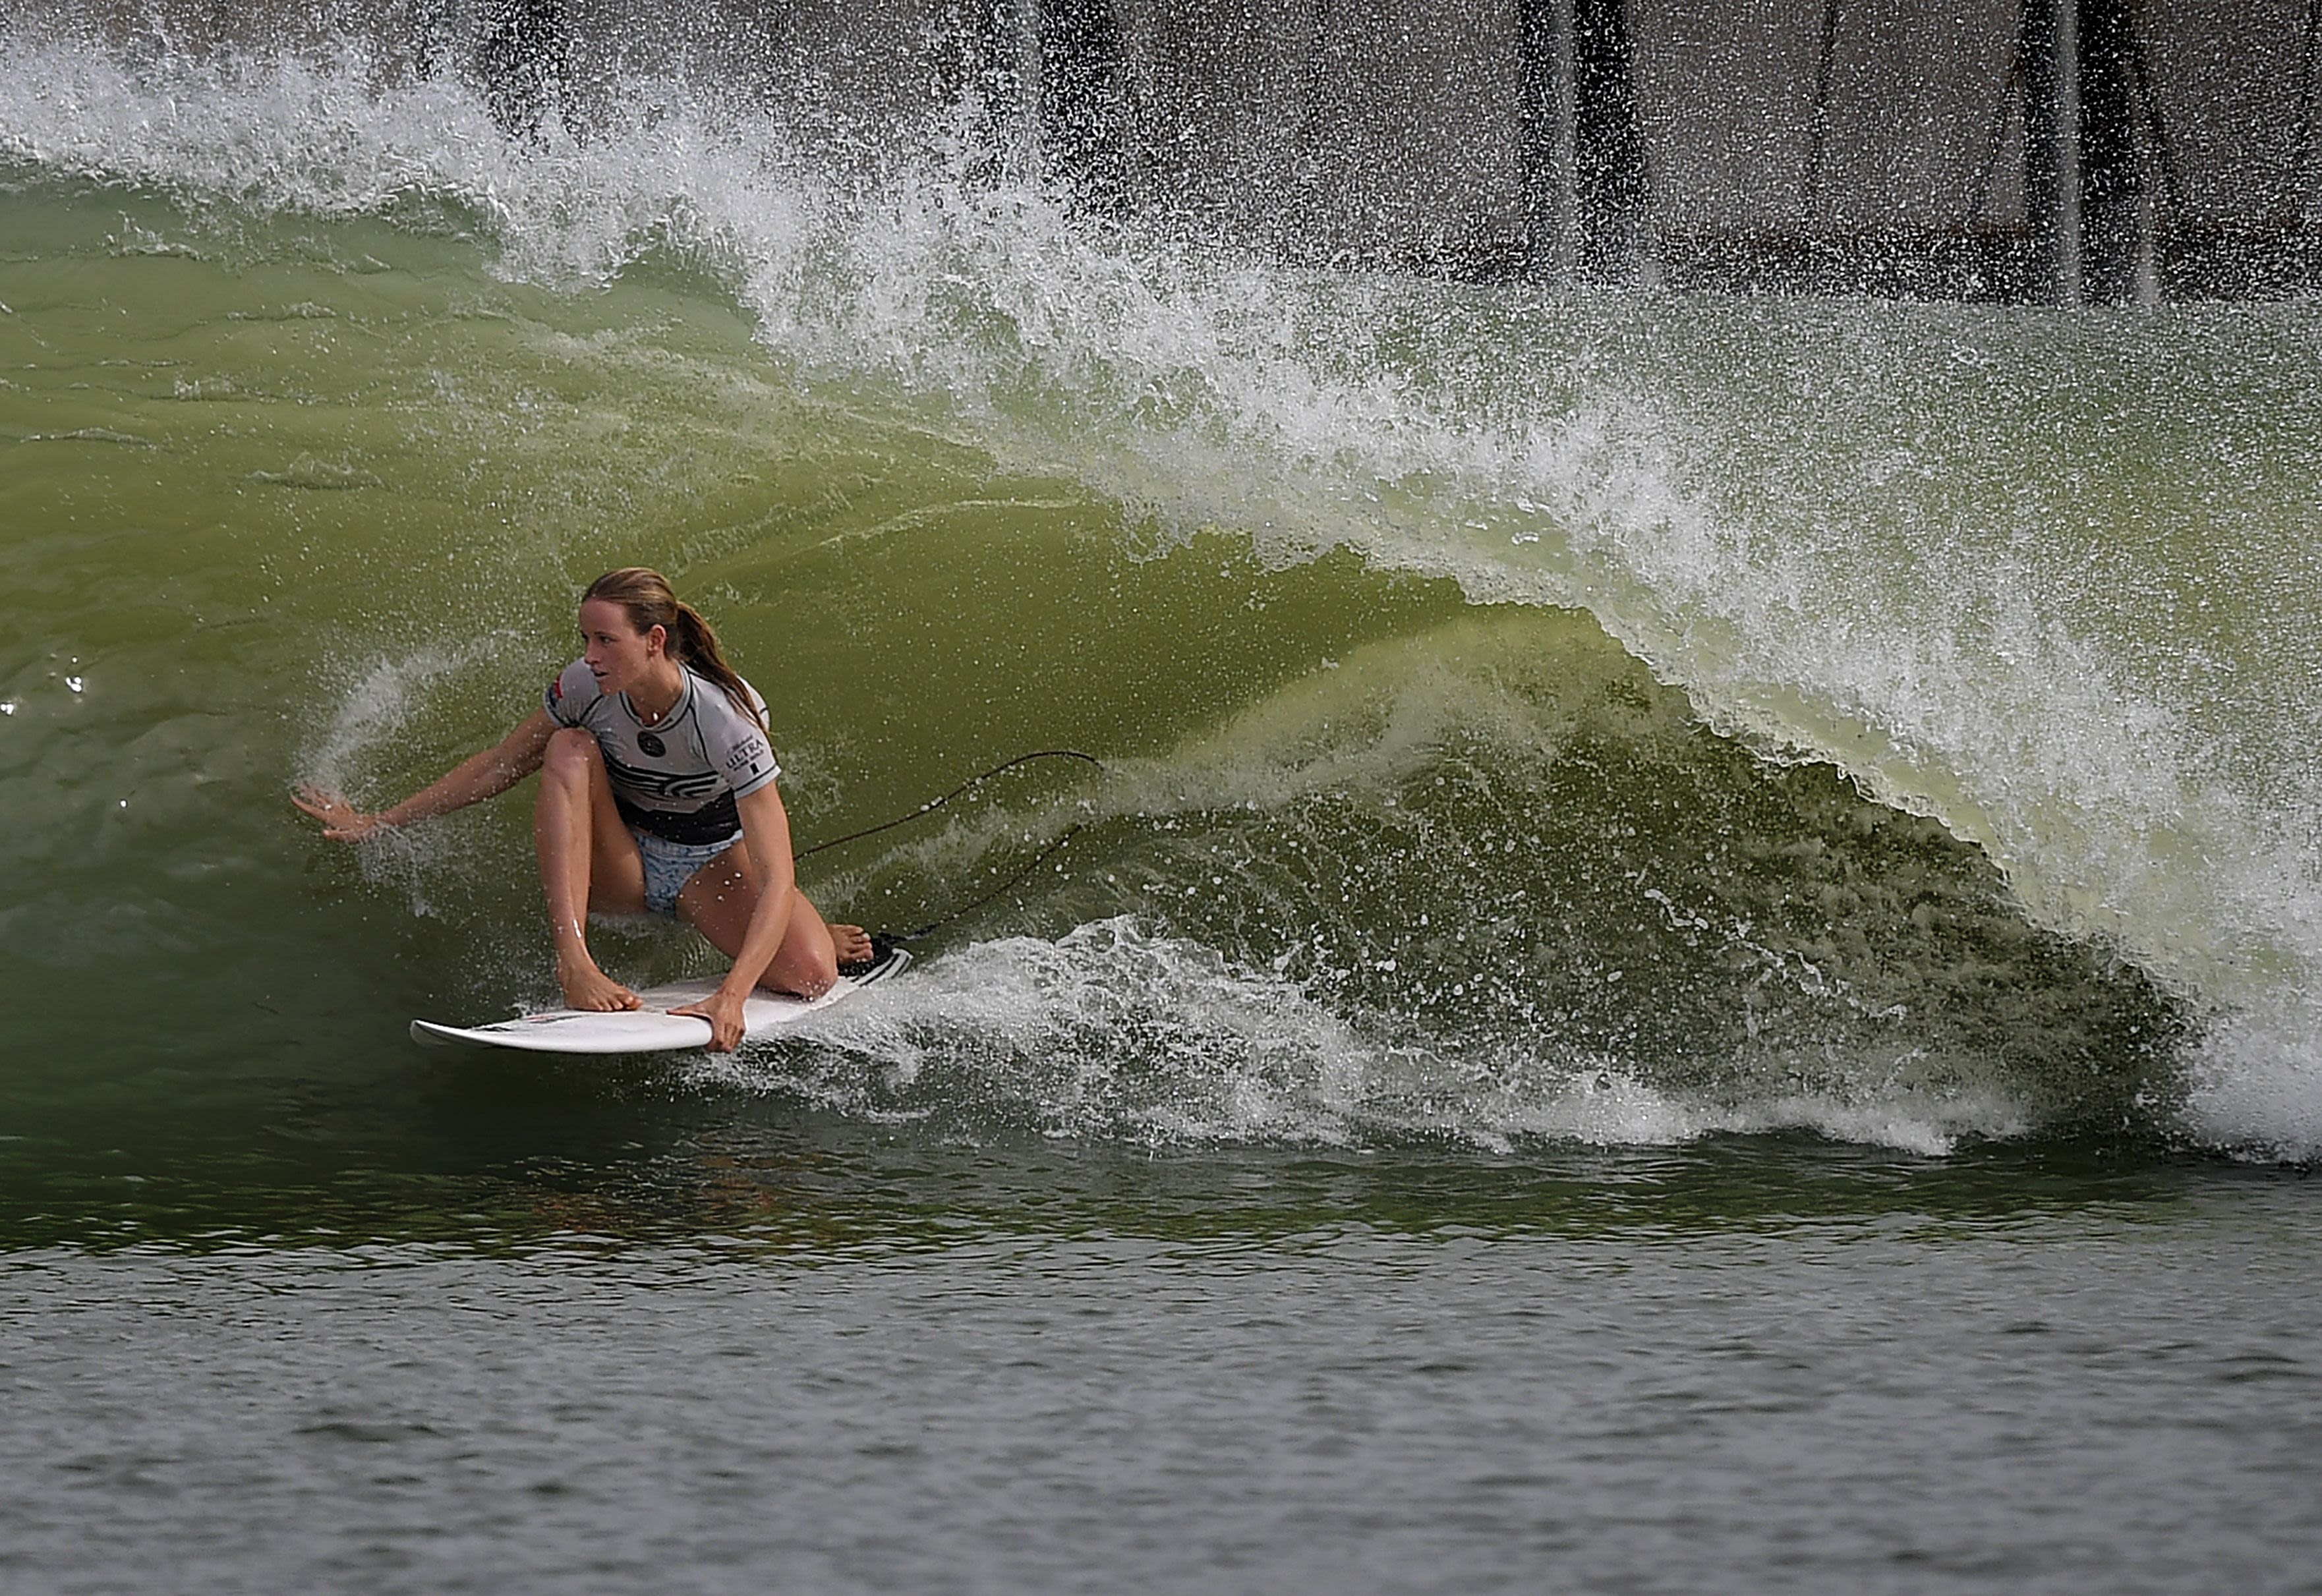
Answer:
[
  {"left": 830, "top": 924, "right": 873, "bottom": 965},
  {"left": 557, "top": 954, "right": 641, "bottom": 1012}
]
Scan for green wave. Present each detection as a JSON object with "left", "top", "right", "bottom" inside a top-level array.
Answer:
[{"left": 0, "top": 172, "right": 2198, "bottom": 1210}]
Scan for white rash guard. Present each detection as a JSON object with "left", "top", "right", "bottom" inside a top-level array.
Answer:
[{"left": 544, "top": 658, "right": 780, "bottom": 845}]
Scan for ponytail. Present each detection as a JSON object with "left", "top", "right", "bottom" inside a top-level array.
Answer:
[
  {"left": 665, "top": 600, "right": 762, "bottom": 727},
  {"left": 581, "top": 567, "right": 765, "bottom": 727}
]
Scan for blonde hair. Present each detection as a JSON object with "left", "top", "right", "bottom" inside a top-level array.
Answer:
[{"left": 582, "top": 567, "right": 762, "bottom": 726}]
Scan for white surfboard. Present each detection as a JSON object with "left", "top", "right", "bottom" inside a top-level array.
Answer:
[{"left": 409, "top": 946, "right": 910, "bottom": 1055}]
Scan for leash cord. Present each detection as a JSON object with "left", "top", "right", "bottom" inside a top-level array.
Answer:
[
  {"left": 896, "top": 824, "right": 1085, "bottom": 942},
  {"left": 798, "top": 749, "right": 1105, "bottom": 945},
  {"left": 796, "top": 749, "right": 1103, "bottom": 861}
]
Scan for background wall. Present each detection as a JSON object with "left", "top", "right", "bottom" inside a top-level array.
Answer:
[{"left": 21, "top": 0, "right": 2319, "bottom": 298}]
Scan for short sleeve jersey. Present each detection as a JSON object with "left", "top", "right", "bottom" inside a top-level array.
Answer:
[{"left": 544, "top": 660, "right": 780, "bottom": 844}]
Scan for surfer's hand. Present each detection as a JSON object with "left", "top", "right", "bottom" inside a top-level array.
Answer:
[
  {"left": 293, "top": 784, "right": 387, "bottom": 841},
  {"left": 674, "top": 986, "right": 748, "bottom": 1052}
]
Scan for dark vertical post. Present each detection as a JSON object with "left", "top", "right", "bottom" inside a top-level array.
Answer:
[
  {"left": 2126, "top": 24, "right": 2183, "bottom": 302},
  {"left": 2021, "top": 0, "right": 2082, "bottom": 303},
  {"left": 413, "top": 0, "right": 457, "bottom": 82},
  {"left": 475, "top": 0, "right": 569, "bottom": 139},
  {"left": 1037, "top": 0, "right": 1128, "bottom": 212},
  {"left": 1519, "top": 0, "right": 1583, "bottom": 277},
  {"left": 2077, "top": 0, "right": 2143, "bottom": 302},
  {"left": 2126, "top": 22, "right": 2184, "bottom": 217},
  {"left": 1573, "top": 0, "right": 1647, "bottom": 277},
  {"left": 2056, "top": 0, "right": 2084, "bottom": 303},
  {"left": 1802, "top": 0, "right": 1842, "bottom": 219},
  {"left": 2295, "top": 0, "right": 2322, "bottom": 219}
]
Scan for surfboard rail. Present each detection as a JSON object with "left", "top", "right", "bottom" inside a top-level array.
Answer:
[{"left": 410, "top": 947, "right": 910, "bottom": 1055}]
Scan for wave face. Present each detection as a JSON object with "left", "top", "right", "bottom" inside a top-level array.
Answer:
[{"left": 1, "top": 20, "right": 2315, "bottom": 1165}]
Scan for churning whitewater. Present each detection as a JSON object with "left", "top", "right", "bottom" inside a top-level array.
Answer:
[{"left": 5, "top": 23, "right": 2321, "bottom": 1156}]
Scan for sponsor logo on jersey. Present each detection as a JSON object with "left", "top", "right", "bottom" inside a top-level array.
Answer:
[
  {"left": 602, "top": 751, "right": 724, "bottom": 805},
  {"left": 723, "top": 743, "right": 768, "bottom": 775}
]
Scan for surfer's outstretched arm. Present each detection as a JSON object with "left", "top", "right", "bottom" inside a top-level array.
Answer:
[{"left": 293, "top": 709, "right": 560, "bottom": 841}]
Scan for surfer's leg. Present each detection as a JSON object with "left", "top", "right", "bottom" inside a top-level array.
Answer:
[
  {"left": 674, "top": 845, "right": 841, "bottom": 999},
  {"left": 535, "top": 727, "right": 647, "bottom": 1010}
]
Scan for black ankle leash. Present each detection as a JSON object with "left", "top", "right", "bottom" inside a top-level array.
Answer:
[{"left": 801, "top": 749, "right": 1104, "bottom": 946}]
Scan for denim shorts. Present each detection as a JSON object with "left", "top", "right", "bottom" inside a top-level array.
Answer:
[{"left": 631, "top": 827, "right": 739, "bottom": 917}]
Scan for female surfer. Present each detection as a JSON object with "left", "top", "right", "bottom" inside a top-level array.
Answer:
[{"left": 293, "top": 567, "right": 874, "bottom": 1051}]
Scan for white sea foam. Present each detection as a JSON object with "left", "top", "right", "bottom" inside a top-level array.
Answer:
[
  {"left": 685, "top": 918, "right": 2027, "bottom": 1154},
  {"left": 301, "top": 639, "right": 525, "bottom": 917}
]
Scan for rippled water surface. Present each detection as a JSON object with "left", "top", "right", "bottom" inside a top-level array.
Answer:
[{"left": 7, "top": 1143, "right": 2321, "bottom": 1594}]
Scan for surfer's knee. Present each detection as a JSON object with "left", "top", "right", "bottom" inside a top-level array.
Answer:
[
  {"left": 540, "top": 726, "right": 602, "bottom": 784},
  {"left": 784, "top": 940, "right": 840, "bottom": 1000}
]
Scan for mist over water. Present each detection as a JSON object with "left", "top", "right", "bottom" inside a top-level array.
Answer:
[{"left": 3, "top": 17, "right": 2319, "bottom": 1182}]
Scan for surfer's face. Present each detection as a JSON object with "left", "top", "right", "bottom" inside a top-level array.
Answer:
[{"left": 579, "top": 598, "right": 664, "bottom": 693}]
